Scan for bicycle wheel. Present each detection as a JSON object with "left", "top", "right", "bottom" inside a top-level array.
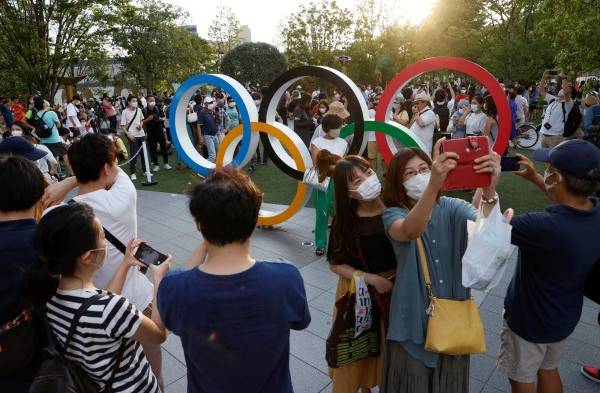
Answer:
[{"left": 515, "top": 124, "right": 539, "bottom": 149}]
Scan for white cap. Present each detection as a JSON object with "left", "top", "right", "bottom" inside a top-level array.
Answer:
[
  {"left": 203, "top": 96, "right": 215, "bottom": 104},
  {"left": 296, "top": 85, "right": 302, "bottom": 89},
  {"left": 414, "top": 92, "right": 431, "bottom": 103}
]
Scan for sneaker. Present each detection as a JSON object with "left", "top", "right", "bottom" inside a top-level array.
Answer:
[
  {"left": 130, "top": 173, "right": 137, "bottom": 181},
  {"left": 153, "top": 165, "right": 160, "bottom": 172},
  {"left": 581, "top": 366, "right": 600, "bottom": 383},
  {"left": 164, "top": 164, "right": 173, "bottom": 170}
]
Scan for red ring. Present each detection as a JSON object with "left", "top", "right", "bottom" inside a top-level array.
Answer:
[{"left": 375, "top": 56, "right": 511, "bottom": 162}]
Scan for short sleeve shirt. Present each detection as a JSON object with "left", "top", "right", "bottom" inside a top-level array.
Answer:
[
  {"left": 409, "top": 108, "right": 436, "bottom": 155},
  {"left": 541, "top": 95, "right": 574, "bottom": 136},
  {"left": 197, "top": 108, "right": 218, "bottom": 136},
  {"left": 38, "top": 109, "right": 61, "bottom": 144},
  {"left": 311, "top": 136, "right": 348, "bottom": 157},
  {"left": 157, "top": 262, "right": 311, "bottom": 393},
  {"left": 65, "top": 103, "right": 81, "bottom": 128},
  {"left": 120, "top": 108, "right": 145, "bottom": 137},
  {"left": 382, "top": 197, "right": 477, "bottom": 367},
  {"left": 465, "top": 112, "right": 488, "bottom": 135},
  {"left": 505, "top": 199, "right": 600, "bottom": 343}
]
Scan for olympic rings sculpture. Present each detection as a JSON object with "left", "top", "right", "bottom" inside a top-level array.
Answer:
[{"left": 169, "top": 57, "right": 511, "bottom": 225}]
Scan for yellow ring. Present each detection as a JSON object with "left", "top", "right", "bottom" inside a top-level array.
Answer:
[{"left": 216, "top": 121, "right": 309, "bottom": 226}]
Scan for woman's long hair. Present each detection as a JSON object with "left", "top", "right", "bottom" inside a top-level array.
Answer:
[
  {"left": 25, "top": 203, "right": 98, "bottom": 306},
  {"left": 484, "top": 95, "right": 498, "bottom": 118},
  {"left": 331, "top": 155, "right": 371, "bottom": 259},
  {"left": 382, "top": 148, "right": 438, "bottom": 209}
]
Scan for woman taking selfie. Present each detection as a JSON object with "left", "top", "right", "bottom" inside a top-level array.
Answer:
[
  {"left": 380, "top": 138, "right": 501, "bottom": 393},
  {"left": 327, "top": 156, "right": 396, "bottom": 393},
  {"left": 29, "top": 203, "right": 170, "bottom": 393}
]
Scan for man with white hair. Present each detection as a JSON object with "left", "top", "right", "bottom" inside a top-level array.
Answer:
[
  {"left": 409, "top": 92, "right": 436, "bottom": 155},
  {"left": 539, "top": 70, "right": 575, "bottom": 148}
]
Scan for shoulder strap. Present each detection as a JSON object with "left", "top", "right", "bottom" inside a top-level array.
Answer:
[
  {"left": 63, "top": 293, "right": 102, "bottom": 353},
  {"left": 561, "top": 102, "right": 566, "bottom": 123},
  {"left": 415, "top": 237, "right": 434, "bottom": 298},
  {"left": 126, "top": 109, "right": 138, "bottom": 132}
]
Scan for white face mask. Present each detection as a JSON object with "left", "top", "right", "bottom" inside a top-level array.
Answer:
[
  {"left": 228, "top": 103, "right": 235, "bottom": 108},
  {"left": 207, "top": 103, "right": 216, "bottom": 110},
  {"left": 404, "top": 172, "right": 431, "bottom": 200},
  {"left": 471, "top": 104, "right": 479, "bottom": 112},
  {"left": 353, "top": 173, "right": 381, "bottom": 201},
  {"left": 436, "top": 101, "right": 445, "bottom": 105},
  {"left": 328, "top": 128, "right": 341, "bottom": 138},
  {"left": 319, "top": 107, "right": 326, "bottom": 114},
  {"left": 130, "top": 101, "right": 138, "bottom": 108},
  {"left": 148, "top": 101, "right": 155, "bottom": 107},
  {"left": 11, "top": 129, "right": 22, "bottom": 136}
]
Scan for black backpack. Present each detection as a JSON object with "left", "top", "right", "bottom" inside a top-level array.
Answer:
[
  {"left": 31, "top": 109, "right": 52, "bottom": 138},
  {"left": 433, "top": 102, "right": 450, "bottom": 133},
  {"left": 29, "top": 294, "right": 125, "bottom": 393},
  {"left": 563, "top": 102, "right": 582, "bottom": 137}
]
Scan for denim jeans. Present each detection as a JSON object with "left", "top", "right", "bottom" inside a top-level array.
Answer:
[{"left": 205, "top": 134, "right": 220, "bottom": 163}]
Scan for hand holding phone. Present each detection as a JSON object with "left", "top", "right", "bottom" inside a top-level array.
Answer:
[
  {"left": 440, "top": 136, "right": 492, "bottom": 191},
  {"left": 500, "top": 156, "right": 521, "bottom": 172},
  {"left": 134, "top": 242, "right": 169, "bottom": 266}
]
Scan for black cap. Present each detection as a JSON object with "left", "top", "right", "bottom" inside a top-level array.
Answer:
[
  {"left": 72, "top": 94, "right": 82, "bottom": 102},
  {"left": 533, "top": 140, "right": 600, "bottom": 180},
  {"left": 0, "top": 136, "right": 47, "bottom": 161}
]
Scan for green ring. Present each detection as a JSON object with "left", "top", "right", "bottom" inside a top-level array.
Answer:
[{"left": 340, "top": 120, "right": 420, "bottom": 148}]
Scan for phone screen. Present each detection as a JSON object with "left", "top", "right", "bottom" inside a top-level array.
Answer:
[
  {"left": 501, "top": 156, "right": 521, "bottom": 172},
  {"left": 134, "top": 243, "right": 167, "bottom": 266}
]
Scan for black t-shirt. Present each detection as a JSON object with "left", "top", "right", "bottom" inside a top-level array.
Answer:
[
  {"left": 143, "top": 106, "right": 164, "bottom": 133},
  {"left": 0, "top": 219, "right": 38, "bottom": 325},
  {"left": 327, "top": 214, "right": 396, "bottom": 273},
  {"left": 505, "top": 199, "right": 600, "bottom": 343}
]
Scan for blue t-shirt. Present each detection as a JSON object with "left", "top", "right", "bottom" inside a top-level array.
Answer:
[
  {"left": 0, "top": 219, "right": 38, "bottom": 325},
  {"left": 505, "top": 199, "right": 600, "bottom": 343},
  {"left": 196, "top": 107, "right": 218, "bottom": 136},
  {"left": 37, "top": 110, "right": 61, "bottom": 144},
  {"left": 157, "top": 261, "right": 311, "bottom": 393}
]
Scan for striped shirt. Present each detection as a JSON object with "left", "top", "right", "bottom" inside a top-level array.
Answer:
[{"left": 46, "top": 289, "right": 159, "bottom": 393}]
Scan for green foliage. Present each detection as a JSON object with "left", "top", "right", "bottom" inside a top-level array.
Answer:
[
  {"left": 208, "top": 6, "right": 241, "bottom": 55},
  {"left": 279, "top": 0, "right": 353, "bottom": 68},
  {"left": 0, "top": 0, "right": 115, "bottom": 99},
  {"left": 221, "top": 43, "right": 288, "bottom": 86},
  {"left": 111, "top": 0, "right": 212, "bottom": 94}
]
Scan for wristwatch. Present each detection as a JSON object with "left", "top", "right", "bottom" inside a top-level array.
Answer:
[{"left": 481, "top": 193, "right": 499, "bottom": 205}]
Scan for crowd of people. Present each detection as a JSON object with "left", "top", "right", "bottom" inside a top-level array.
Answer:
[{"left": 0, "top": 70, "right": 600, "bottom": 393}]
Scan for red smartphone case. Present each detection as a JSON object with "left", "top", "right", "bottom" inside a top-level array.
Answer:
[{"left": 441, "top": 136, "right": 491, "bottom": 191}]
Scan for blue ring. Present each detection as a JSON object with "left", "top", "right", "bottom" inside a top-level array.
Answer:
[{"left": 168, "top": 74, "right": 253, "bottom": 176}]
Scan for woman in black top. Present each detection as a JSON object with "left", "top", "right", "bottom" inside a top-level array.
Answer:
[
  {"left": 327, "top": 155, "right": 396, "bottom": 393},
  {"left": 293, "top": 93, "right": 316, "bottom": 148}
]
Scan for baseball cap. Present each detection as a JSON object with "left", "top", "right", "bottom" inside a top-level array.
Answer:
[
  {"left": 0, "top": 136, "right": 47, "bottom": 161},
  {"left": 414, "top": 92, "right": 431, "bottom": 103},
  {"left": 533, "top": 140, "right": 600, "bottom": 180},
  {"left": 203, "top": 96, "right": 215, "bottom": 105}
]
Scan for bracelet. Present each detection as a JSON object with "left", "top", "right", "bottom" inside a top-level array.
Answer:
[{"left": 481, "top": 193, "right": 499, "bottom": 205}]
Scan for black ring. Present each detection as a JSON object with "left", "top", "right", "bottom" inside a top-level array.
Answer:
[{"left": 259, "top": 66, "right": 366, "bottom": 180}]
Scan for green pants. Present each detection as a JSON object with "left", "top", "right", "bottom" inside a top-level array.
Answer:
[{"left": 314, "top": 183, "right": 335, "bottom": 250}]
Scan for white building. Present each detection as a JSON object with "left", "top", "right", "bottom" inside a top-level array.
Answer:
[{"left": 238, "top": 25, "right": 251, "bottom": 44}]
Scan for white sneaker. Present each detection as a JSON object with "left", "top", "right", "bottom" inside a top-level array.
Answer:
[
  {"left": 164, "top": 164, "right": 173, "bottom": 170},
  {"left": 153, "top": 165, "right": 160, "bottom": 172},
  {"left": 130, "top": 173, "right": 137, "bottom": 181}
]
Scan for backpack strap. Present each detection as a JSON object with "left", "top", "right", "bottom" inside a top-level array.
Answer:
[{"left": 63, "top": 294, "right": 102, "bottom": 353}]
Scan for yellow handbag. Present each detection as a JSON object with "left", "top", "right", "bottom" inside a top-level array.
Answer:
[{"left": 416, "top": 237, "right": 486, "bottom": 355}]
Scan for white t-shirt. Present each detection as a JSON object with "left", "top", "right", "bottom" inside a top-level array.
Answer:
[
  {"left": 409, "top": 108, "right": 436, "bottom": 154},
  {"left": 310, "top": 124, "right": 326, "bottom": 144},
  {"left": 120, "top": 107, "right": 145, "bottom": 138},
  {"left": 34, "top": 144, "right": 56, "bottom": 174},
  {"left": 73, "top": 168, "right": 153, "bottom": 311},
  {"left": 541, "top": 94, "right": 574, "bottom": 136},
  {"left": 66, "top": 102, "right": 81, "bottom": 128},
  {"left": 311, "top": 136, "right": 348, "bottom": 157},
  {"left": 465, "top": 112, "right": 488, "bottom": 135}
]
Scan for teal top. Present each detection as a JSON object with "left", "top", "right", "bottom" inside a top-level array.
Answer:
[
  {"left": 382, "top": 197, "right": 477, "bottom": 367},
  {"left": 226, "top": 107, "right": 240, "bottom": 132},
  {"left": 38, "top": 110, "right": 61, "bottom": 144}
]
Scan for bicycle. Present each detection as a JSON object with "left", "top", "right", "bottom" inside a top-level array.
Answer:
[{"left": 514, "top": 122, "right": 540, "bottom": 149}]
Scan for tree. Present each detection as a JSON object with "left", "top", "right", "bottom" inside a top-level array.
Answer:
[
  {"left": 208, "top": 6, "right": 241, "bottom": 56},
  {"left": 536, "top": 0, "right": 600, "bottom": 73},
  {"left": 111, "top": 0, "right": 212, "bottom": 94},
  {"left": 221, "top": 43, "right": 288, "bottom": 85},
  {"left": 0, "top": 0, "right": 115, "bottom": 99},
  {"left": 279, "top": 0, "right": 353, "bottom": 67}
]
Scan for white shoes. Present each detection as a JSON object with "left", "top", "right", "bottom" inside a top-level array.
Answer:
[
  {"left": 130, "top": 173, "right": 137, "bottom": 181},
  {"left": 153, "top": 165, "right": 160, "bottom": 172},
  {"left": 164, "top": 164, "right": 173, "bottom": 170}
]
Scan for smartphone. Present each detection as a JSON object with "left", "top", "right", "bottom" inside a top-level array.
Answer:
[
  {"left": 441, "top": 136, "right": 492, "bottom": 191},
  {"left": 134, "top": 243, "right": 168, "bottom": 266},
  {"left": 501, "top": 156, "right": 521, "bottom": 172}
]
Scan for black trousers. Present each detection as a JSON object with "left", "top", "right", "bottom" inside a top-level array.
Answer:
[{"left": 147, "top": 128, "right": 168, "bottom": 165}]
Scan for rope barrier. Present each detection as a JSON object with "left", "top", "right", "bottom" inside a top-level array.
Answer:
[{"left": 118, "top": 145, "right": 144, "bottom": 167}]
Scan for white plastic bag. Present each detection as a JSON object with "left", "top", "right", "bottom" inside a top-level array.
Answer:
[
  {"left": 462, "top": 202, "right": 516, "bottom": 291},
  {"left": 302, "top": 166, "right": 330, "bottom": 192},
  {"left": 353, "top": 274, "right": 373, "bottom": 337}
]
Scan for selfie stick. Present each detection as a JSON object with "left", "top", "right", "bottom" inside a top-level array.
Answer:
[{"left": 141, "top": 141, "right": 158, "bottom": 186}]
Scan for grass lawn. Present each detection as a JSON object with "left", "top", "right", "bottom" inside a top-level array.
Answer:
[{"left": 127, "top": 146, "right": 549, "bottom": 215}]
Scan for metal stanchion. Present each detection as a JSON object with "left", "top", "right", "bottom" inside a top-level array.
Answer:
[{"left": 141, "top": 140, "right": 158, "bottom": 186}]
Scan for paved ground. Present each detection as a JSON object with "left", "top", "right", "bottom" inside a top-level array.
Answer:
[{"left": 135, "top": 190, "right": 600, "bottom": 393}]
